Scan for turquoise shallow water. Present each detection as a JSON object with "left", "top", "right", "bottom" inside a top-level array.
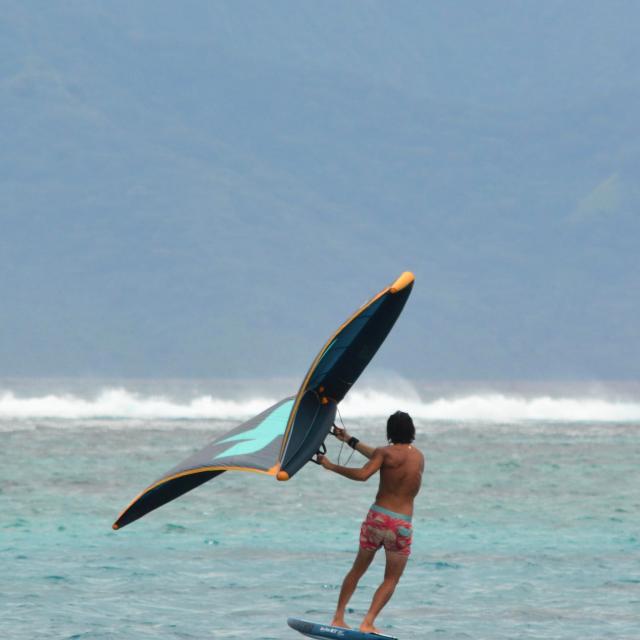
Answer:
[{"left": 2, "top": 412, "right": 639, "bottom": 639}]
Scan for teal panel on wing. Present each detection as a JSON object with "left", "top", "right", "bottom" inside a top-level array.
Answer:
[{"left": 213, "top": 399, "right": 294, "bottom": 460}]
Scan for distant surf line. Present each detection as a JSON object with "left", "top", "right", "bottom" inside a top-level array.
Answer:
[{"left": 1, "top": 386, "right": 640, "bottom": 423}]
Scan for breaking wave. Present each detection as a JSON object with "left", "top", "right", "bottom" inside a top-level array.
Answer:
[
  {"left": 341, "top": 390, "right": 640, "bottom": 423},
  {"left": 1, "top": 385, "right": 640, "bottom": 425},
  {"left": 0, "top": 388, "right": 273, "bottom": 421}
]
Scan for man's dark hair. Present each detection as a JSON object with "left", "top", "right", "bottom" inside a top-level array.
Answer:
[{"left": 386, "top": 411, "right": 415, "bottom": 444}]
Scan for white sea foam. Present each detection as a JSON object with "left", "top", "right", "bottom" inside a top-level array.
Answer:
[
  {"left": 1, "top": 386, "right": 639, "bottom": 424},
  {"left": 0, "top": 388, "right": 275, "bottom": 421},
  {"left": 342, "top": 390, "right": 640, "bottom": 423}
]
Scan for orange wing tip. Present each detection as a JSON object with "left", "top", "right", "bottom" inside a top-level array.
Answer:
[
  {"left": 276, "top": 470, "right": 290, "bottom": 481},
  {"left": 390, "top": 271, "right": 415, "bottom": 293},
  {"left": 112, "top": 523, "right": 119, "bottom": 530}
]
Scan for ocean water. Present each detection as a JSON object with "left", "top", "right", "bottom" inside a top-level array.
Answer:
[{"left": 1, "top": 380, "right": 639, "bottom": 639}]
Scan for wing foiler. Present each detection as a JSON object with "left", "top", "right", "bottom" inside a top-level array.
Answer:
[{"left": 112, "top": 271, "right": 414, "bottom": 530}]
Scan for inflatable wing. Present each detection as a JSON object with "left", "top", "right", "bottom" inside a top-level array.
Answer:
[{"left": 112, "top": 271, "right": 414, "bottom": 529}]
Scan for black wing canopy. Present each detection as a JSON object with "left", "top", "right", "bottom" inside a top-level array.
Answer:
[
  {"left": 113, "top": 272, "right": 414, "bottom": 529},
  {"left": 302, "top": 272, "right": 414, "bottom": 404}
]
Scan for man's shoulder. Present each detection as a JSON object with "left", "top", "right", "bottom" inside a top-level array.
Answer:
[
  {"left": 377, "top": 444, "right": 396, "bottom": 455},
  {"left": 371, "top": 445, "right": 393, "bottom": 464},
  {"left": 378, "top": 444, "right": 422, "bottom": 451}
]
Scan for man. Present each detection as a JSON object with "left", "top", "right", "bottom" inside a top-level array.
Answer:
[{"left": 317, "top": 411, "right": 424, "bottom": 634}]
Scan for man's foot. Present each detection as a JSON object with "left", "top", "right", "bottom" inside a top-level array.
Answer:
[
  {"left": 359, "top": 622, "right": 382, "bottom": 634},
  {"left": 330, "top": 618, "right": 351, "bottom": 629}
]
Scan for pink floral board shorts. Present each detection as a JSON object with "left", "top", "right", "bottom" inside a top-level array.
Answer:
[{"left": 359, "top": 504, "right": 413, "bottom": 557}]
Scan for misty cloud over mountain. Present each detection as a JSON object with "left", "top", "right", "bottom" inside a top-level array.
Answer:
[{"left": 2, "top": 1, "right": 639, "bottom": 379}]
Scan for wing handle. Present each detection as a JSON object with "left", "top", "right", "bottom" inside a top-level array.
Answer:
[{"left": 310, "top": 442, "right": 327, "bottom": 465}]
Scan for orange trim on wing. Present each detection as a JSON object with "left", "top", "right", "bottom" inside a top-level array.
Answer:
[
  {"left": 112, "top": 463, "right": 281, "bottom": 530},
  {"left": 390, "top": 271, "right": 415, "bottom": 293}
]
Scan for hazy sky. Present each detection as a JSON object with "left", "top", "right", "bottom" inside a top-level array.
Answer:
[{"left": 1, "top": 1, "right": 639, "bottom": 380}]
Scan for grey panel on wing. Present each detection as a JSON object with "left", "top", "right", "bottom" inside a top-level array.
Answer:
[
  {"left": 162, "top": 396, "right": 295, "bottom": 475},
  {"left": 112, "top": 396, "right": 294, "bottom": 529}
]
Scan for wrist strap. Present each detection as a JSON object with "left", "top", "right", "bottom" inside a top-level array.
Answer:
[{"left": 347, "top": 436, "right": 359, "bottom": 449}]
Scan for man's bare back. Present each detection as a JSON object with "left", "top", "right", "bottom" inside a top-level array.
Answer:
[{"left": 374, "top": 444, "right": 424, "bottom": 517}]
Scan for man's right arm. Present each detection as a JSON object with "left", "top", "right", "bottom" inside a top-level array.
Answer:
[{"left": 353, "top": 440, "right": 376, "bottom": 459}]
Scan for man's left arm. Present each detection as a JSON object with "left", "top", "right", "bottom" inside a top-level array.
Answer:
[{"left": 318, "top": 448, "right": 384, "bottom": 482}]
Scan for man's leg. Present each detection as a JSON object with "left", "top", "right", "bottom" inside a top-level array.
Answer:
[
  {"left": 359, "top": 550, "right": 408, "bottom": 633},
  {"left": 331, "top": 548, "right": 376, "bottom": 628}
]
